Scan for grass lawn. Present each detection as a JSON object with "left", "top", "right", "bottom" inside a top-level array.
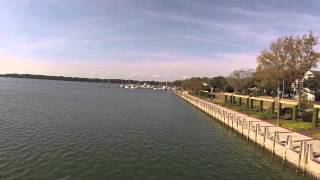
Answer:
[
  {"left": 193, "top": 93, "right": 319, "bottom": 139},
  {"left": 312, "top": 131, "right": 320, "bottom": 139},
  {"left": 268, "top": 119, "right": 314, "bottom": 131},
  {"left": 222, "top": 105, "right": 278, "bottom": 119},
  {"left": 211, "top": 97, "right": 225, "bottom": 105},
  {"left": 206, "top": 94, "right": 316, "bottom": 132},
  {"left": 190, "top": 93, "right": 320, "bottom": 139}
]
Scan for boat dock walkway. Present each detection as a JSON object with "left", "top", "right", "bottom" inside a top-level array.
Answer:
[{"left": 174, "top": 91, "right": 320, "bottom": 178}]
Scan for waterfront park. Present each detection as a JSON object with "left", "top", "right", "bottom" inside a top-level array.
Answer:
[
  {"left": 173, "top": 32, "right": 320, "bottom": 140},
  {"left": 172, "top": 32, "right": 320, "bottom": 177}
]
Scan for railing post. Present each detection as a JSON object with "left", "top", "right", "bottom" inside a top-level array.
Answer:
[
  {"left": 270, "top": 101, "right": 275, "bottom": 114},
  {"left": 259, "top": 100, "right": 263, "bottom": 112},
  {"left": 292, "top": 105, "right": 298, "bottom": 121},
  {"left": 312, "top": 108, "right": 319, "bottom": 127},
  {"left": 278, "top": 103, "right": 282, "bottom": 116},
  {"left": 250, "top": 99, "right": 254, "bottom": 109}
]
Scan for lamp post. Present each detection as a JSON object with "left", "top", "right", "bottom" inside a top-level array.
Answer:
[{"left": 277, "top": 85, "right": 281, "bottom": 127}]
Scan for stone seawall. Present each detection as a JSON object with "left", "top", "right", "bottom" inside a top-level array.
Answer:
[{"left": 175, "top": 91, "right": 320, "bottom": 178}]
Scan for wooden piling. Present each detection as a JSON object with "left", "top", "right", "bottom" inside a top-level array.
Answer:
[
  {"left": 297, "top": 141, "right": 304, "bottom": 172},
  {"left": 272, "top": 131, "right": 277, "bottom": 156},
  {"left": 254, "top": 124, "right": 258, "bottom": 144},
  {"left": 263, "top": 127, "right": 267, "bottom": 149},
  {"left": 247, "top": 121, "right": 251, "bottom": 141}
]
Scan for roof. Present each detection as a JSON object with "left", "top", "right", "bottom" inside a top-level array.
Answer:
[{"left": 308, "top": 70, "right": 320, "bottom": 74}]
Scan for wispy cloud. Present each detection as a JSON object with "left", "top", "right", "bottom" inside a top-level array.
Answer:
[
  {"left": 0, "top": 51, "right": 258, "bottom": 80},
  {"left": 1, "top": 0, "right": 320, "bottom": 80},
  {"left": 141, "top": 10, "right": 227, "bottom": 30},
  {"left": 176, "top": 35, "right": 249, "bottom": 48}
]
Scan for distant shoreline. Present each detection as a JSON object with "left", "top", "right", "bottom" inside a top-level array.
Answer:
[{"left": 0, "top": 74, "right": 166, "bottom": 85}]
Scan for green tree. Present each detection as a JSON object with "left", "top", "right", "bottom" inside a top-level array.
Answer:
[
  {"left": 181, "top": 77, "right": 203, "bottom": 93},
  {"left": 227, "top": 69, "right": 254, "bottom": 94},
  {"left": 209, "top": 76, "right": 227, "bottom": 92},
  {"left": 200, "top": 77, "right": 210, "bottom": 84},
  {"left": 172, "top": 80, "right": 182, "bottom": 87},
  {"left": 256, "top": 32, "right": 320, "bottom": 105}
]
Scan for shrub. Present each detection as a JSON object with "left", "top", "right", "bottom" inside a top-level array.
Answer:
[
  {"left": 302, "top": 111, "right": 313, "bottom": 122},
  {"left": 282, "top": 107, "right": 293, "bottom": 120},
  {"left": 255, "top": 112, "right": 277, "bottom": 119}
]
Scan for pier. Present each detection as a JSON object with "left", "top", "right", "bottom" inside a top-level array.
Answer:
[{"left": 175, "top": 91, "right": 320, "bottom": 178}]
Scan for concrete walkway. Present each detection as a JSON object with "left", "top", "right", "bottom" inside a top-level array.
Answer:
[{"left": 175, "top": 91, "right": 320, "bottom": 179}]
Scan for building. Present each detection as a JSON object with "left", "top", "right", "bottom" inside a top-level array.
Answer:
[{"left": 297, "top": 70, "right": 320, "bottom": 101}]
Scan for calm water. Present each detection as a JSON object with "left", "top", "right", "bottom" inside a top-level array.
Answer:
[{"left": 0, "top": 78, "right": 313, "bottom": 180}]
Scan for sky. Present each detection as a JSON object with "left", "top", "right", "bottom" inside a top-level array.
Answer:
[{"left": 1, "top": 0, "right": 320, "bottom": 81}]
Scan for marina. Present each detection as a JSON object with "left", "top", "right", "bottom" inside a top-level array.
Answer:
[{"left": 119, "top": 83, "right": 170, "bottom": 90}]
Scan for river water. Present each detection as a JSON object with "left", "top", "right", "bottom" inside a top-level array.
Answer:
[{"left": 0, "top": 78, "right": 313, "bottom": 179}]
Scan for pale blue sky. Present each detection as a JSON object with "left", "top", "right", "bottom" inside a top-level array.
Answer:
[{"left": 1, "top": 0, "right": 320, "bottom": 80}]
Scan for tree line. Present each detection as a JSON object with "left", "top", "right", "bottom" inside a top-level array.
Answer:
[
  {"left": 174, "top": 32, "right": 320, "bottom": 101},
  {"left": 0, "top": 73, "right": 167, "bottom": 86}
]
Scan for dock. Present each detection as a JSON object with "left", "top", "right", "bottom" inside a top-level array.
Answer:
[{"left": 175, "top": 91, "right": 320, "bottom": 178}]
